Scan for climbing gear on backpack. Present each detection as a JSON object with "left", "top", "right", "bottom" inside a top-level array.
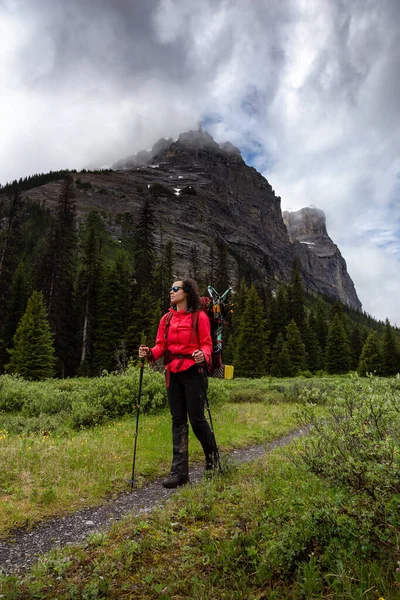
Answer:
[{"left": 201, "top": 286, "right": 236, "bottom": 377}]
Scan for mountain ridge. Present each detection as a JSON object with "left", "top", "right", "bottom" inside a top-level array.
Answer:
[{"left": 17, "top": 129, "right": 361, "bottom": 309}]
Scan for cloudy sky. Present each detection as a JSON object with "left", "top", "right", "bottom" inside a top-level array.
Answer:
[{"left": 1, "top": 0, "right": 399, "bottom": 325}]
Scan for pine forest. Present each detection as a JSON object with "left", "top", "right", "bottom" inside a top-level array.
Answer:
[{"left": 0, "top": 174, "right": 399, "bottom": 382}]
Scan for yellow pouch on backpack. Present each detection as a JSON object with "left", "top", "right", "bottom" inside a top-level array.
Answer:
[{"left": 224, "top": 365, "right": 234, "bottom": 380}]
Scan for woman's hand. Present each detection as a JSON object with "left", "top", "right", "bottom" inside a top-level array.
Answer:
[
  {"left": 192, "top": 350, "right": 204, "bottom": 364},
  {"left": 138, "top": 345, "right": 150, "bottom": 358}
]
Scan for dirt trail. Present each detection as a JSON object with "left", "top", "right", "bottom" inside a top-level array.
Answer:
[{"left": 0, "top": 428, "right": 306, "bottom": 574}]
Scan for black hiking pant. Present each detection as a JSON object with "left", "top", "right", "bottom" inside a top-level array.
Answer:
[{"left": 167, "top": 365, "right": 217, "bottom": 478}]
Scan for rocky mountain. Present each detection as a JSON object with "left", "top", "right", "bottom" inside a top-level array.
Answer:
[
  {"left": 283, "top": 207, "right": 361, "bottom": 309},
  {"left": 21, "top": 129, "right": 361, "bottom": 309}
]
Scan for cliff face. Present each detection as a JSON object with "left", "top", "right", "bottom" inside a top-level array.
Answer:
[
  {"left": 283, "top": 207, "right": 361, "bottom": 309},
  {"left": 21, "top": 130, "right": 361, "bottom": 309}
]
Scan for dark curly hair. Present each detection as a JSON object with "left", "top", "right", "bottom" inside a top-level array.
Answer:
[{"left": 181, "top": 278, "right": 201, "bottom": 312}]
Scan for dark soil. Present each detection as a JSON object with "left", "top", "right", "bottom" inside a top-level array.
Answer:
[{"left": 0, "top": 428, "right": 305, "bottom": 574}]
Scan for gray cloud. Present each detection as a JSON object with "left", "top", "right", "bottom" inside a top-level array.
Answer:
[{"left": 1, "top": 0, "right": 399, "bottom": 323}]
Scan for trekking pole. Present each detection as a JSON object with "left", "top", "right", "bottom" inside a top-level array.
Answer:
[
  {"left": 200, "top": 367, "right": 223, "bottom": 472},
  {"left": 130, "top": 355, "right": 145, "bottom": 490},
  {"left": 205, "top": 394, "right": 223, "bottom": 472}
]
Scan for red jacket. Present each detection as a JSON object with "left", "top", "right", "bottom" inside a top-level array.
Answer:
[{"left": 150, "top": 308, "right": 212, "bottom": 373}]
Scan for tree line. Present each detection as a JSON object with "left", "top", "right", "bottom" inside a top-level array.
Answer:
[
  {"left": 0, "top": 175, "right": 398, "bottom": 381},
  {"left": 0, "top": 168, "right": 113, "bottom": 196},
  {"left": 223, "top": 270, "right": 400, "bottom": 378}
]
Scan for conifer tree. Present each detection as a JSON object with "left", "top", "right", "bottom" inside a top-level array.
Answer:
[
  {"left": 93, "top": 254, "right": 131, "bottom": 373},
  {"left": 303, "top": 313, "right": 322, "bottom": 373},
  {"left": 76, "top": 216, "right": 104, "bottom": 374},
  {"left": 132, "top": 198, "right": 156, "bottom": 292},
  {"left": 329, "top": 301, "right": 344, "bottom": 321},
  {"left": 350, "top": 325, "right": 364, "bottom": 371},
  {"left": 129, "top": 198, "right": 159, "bottom": 356},
  {"left": 126, "top": 289, "right": 161, "bottom": 360},
  {"left": 269, "top": 285, "right": 288, "bottom": 344},
  {"left": 357, "top": 331, "right": 382, "bottom": 376},
  {"left": 274, "top": 341, "right": 295, "bottom": 378},
  {"left": 36, "top": 176, "right": 78, "bottom": 376},
  {"left": 6, "top": 291, "right": 55, "bottom": 380},
  {"left": 325, "top": 313, "right": 351, "bottom": 374},
  {"left": 270, "top": 332, "right": 283, "bottom": 376},
  {"left": 315, "top": 297, "right": 329, "bottom": 351},
  {"left": 271, "top": 333, "right": 295, "bottom": 377},
  {"left": 360, "top": 326, "right": 370, "bottom": 349},
  {"left": 223, "top": 279, "right": 248, "bottom": 365},
  {"left": 254, "top": 282, "right": 268, "bottom": 312},
  {"left": 285, "top": 319, "right": 307, "bottom": 374},
  {"left": 158, "top": 239, "right": 174, "bottom": 313},
  {"left": 234, "top": 285, "right": 270, "bottom": 378},
  {"left": 0, "top": 261, "right": 31, "bottom": 367},
  {"left": 0, "top": 187, "right": 23, "bottom": 327},
  {"left": 287, "top": 259, "right": 305, "bottom": 333},
  {"left": 381, "top": 319, "right": 399, "bottom": 376}
]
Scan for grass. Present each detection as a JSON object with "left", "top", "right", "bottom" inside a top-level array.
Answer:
[
  {"left": 1, "top": 375, "right": 399, "bottom": 598},
  {"left": 0, "top": 401, "right": 301, "bottom": 537},
  {"left": 1, "top": 447, "right": 399, "bottom": 599}
]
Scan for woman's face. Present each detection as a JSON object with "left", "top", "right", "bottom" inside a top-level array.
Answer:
[{"left": 170, "top": 280, "right": 186, "bottom": 305}]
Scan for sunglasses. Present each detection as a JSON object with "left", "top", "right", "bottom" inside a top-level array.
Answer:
[{"left": 170, "top": 285, "right": 183, "bottom": 293}]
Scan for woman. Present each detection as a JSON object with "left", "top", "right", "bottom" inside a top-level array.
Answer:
[{"left": 139, "top": 278, "right": 218, "bottom": 489}]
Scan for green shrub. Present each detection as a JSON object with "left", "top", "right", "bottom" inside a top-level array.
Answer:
[
  {"left": 71, "top": 400, "right": 106, "bottom": 429},
  {"left": 207, "top": 378, "right": 230, "bottom": 406},
  {"left": 0, "top": 374, "right": 27, "bottom": 411},
  {"left": 295, "top": 374, "right": 400, "bottom": 553},
  {"left": 264, "top": 390, "right": 285, "bottom": 404},
  {"left": 299, "top": 370, "right": 313, "bottom": 378},
  {"left": 92, "top": 366, "right": 167, "bottom": 416},
  {"left": 270, "top": 379, "right": 335, "bottom": 404},
  {"left": 22, "top": 388, "right": 72, "bottom": 417},
  {"left": 0, "top": 366, "right": 169, "bottom": 431},
  {"left": 0, "top": 412, "right": 69, "bottom": 435},
  {"left": 229, "top": 388, "right": 267, "bottom": 403}
]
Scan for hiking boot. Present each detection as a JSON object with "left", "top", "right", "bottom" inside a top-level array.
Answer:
[
  {"left": 204, "top": 452, "right": 219, "bottom": 474},
  {"left": 162, "top": 472, "right": 189, "bottom": 489}
]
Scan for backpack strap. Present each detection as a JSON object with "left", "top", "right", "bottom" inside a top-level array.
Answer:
[
  {"left": 191, "top": 311, "right": 199, "bottom": 344},
  {"left": 164, "top": 312, "right": 173, "bottom": 342}
]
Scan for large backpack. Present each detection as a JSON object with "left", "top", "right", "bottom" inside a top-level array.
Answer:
[
  {"left": 202, "top": 286, "right": 236, "bottom": 376},
  {"left": 163, "top": 286, "right": 235, "bottom": 377}
]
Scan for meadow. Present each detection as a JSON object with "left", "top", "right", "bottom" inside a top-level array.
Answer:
[{"left": 0, "top": 371, "right": 399, "bottom": 598}]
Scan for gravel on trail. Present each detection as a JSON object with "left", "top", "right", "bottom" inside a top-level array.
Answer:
[{"left": 0, "top": 428, "right": 305, "bottom": 574}]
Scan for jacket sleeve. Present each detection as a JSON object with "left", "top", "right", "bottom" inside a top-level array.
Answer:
[
  {"left": 197, "top": 311, "right": 213, "bottom": 365},
  {"left": 149, "top": 314, "right": 168, "bottom": 362}
]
